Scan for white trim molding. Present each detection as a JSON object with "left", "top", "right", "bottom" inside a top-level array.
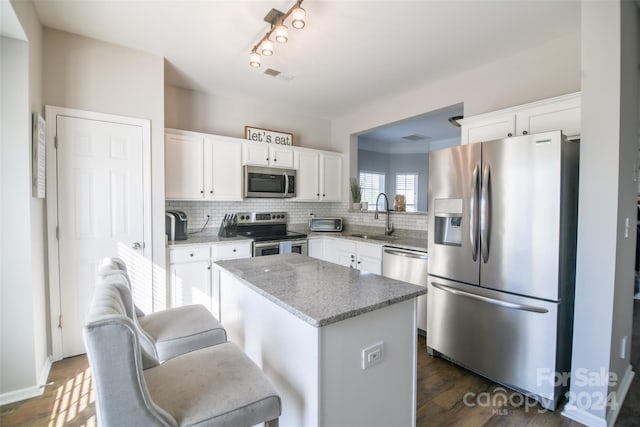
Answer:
[
  {"left": 561, "top": 365, "right": 635, "bottom": 427},
  {"left": 0, "top": 357, "right": 52, "bottom": 406}
]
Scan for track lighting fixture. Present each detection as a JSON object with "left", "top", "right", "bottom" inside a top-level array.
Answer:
[{"left": 249, "top": 0, "right": 306, "bottom": 68}]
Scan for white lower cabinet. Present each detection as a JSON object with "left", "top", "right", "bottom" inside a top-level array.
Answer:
[
  {"left": 307, "top": 237, "right": 325, "bottom": 259},
  {"left": 320, "top": 237, "right": 382, "bottom": 275},
  {"left": 168, "top": 240, "right": 252, "bottom": 319},
  {"left": 169, "top": 247, "right": 212, "bottom": 311}
]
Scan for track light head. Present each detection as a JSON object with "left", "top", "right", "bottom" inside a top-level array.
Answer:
[
  {"left": 249, "top": 51, "right": 261, "bottom": 68},
  {"left": 249, "top": 1, "right": 306, "bottom": 68}
]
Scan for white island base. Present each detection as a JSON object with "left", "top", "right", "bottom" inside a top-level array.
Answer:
[{"left": 220, "top": 269, "right": 418, "bottom": 427}]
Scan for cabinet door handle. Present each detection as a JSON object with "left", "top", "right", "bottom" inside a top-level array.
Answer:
[
  {"left": 233, "top": 249, "right": 236, "bottom": 252},
  {"left": 190, "top": 253, "right": 194, "bottom": 257},
  {"left": 316, "top": 193, "right": 320, "bottom": 197},
  {"left": 323, "top": 193, "right": 326, "bottom": 197},
  {"left": 273, "top": 158, "right": 277, "bottom": 162},
  {"left": 266, "top": 157, "right": 269, "bottom": 161},
  {"left": 522, "top": 130, "right": 528, "bottom": 135},
  {"left": 209, "top": 190, "right": 213, "bottom": 194},
  {"left": 200, "top": 190, "right": 204, "bottom": 194},
  {"left": 507, "top": 132, "right": 513, "bottom": 137}
]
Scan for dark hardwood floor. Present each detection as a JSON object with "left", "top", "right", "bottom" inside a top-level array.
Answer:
[{"left": 2, "top": 300, "right": 639, "bottom": 426}]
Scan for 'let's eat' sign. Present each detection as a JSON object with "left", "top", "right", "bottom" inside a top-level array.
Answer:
[{"left": 245, "top": 126, "right": 293, "bottom": 146}]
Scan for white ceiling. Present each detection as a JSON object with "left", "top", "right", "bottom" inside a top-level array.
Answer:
[
  {"left": 32, "top": 0, "right": 581, "bottom": 120},
  {"left": 358, "top": 102, "right": 463, "bottom": 154}
]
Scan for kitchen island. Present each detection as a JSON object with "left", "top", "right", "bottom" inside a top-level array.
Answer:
[{"left": 215, "top": 253, "right": 425, "bottom": 427}]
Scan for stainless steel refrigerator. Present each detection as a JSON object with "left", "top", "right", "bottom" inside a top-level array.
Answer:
[{"left": 427, "top": 131, "right": 579, "bottom": 410}]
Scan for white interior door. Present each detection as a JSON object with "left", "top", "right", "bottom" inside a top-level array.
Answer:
[{"left": 54, "top": 112, "right": 149, "bottom": 358}]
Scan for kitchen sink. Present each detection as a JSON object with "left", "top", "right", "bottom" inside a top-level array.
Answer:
[{"left": 348, "top": 233, "right": 399, "bottom": 241}]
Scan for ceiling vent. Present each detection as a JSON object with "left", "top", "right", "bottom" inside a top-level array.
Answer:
[
  {"left": 264, "top": 68, "right": 281, "bottom": 77},
  {"left": 401, "top": 134, "right": 430, "bottom": 141},
  {"left": 263, "top": 68, "right": 296, "bottom": 82}
]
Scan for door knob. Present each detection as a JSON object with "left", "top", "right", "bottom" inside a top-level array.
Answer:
[{"left": 132, "top": 242, "right": 142, "bottom": 250}]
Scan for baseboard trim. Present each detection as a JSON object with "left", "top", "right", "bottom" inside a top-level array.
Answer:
[
  {"left": 606, "top": 365, "right": 635, "bottom": 427},
  {"left": 0, "top": 356, "right": 52, "bottom": 406},
  {"left": 561, "top": 365, "right": 636, "bottom": 427},
  {"left": 561, "top": 403, "right": 607, "bottom": 427}
]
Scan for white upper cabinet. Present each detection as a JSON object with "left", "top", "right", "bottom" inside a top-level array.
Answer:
[
  {"left": 320, "top": 153, "right": 342, "bottom": 202},
  {"left": 204, "top": 137, "right": 243, "bottom": 201},
  {"left": 461, "top": 92, "right": 581, "bottom": 144},
  {"left": 166, "top": 128, "right": 341, "bottom": 202},
  {"left": 515, "top": 95, "right": 581, "bottom": 139},
  {"left": 294, "top": 149, "right": 320, "bottom": 200},
  {"left": 462, "top": 113, "right": 516, "bottom": 145},
  {"left": 165, "top": 133, "right": 205, "bottom": 199},
  {"left": 293, "top": 149, "right": 343, "bottom": 202},
  {"left": 243, "top": 143, "right": 294, "bottom": 168},
  {"left": 165, "top": 129, "right": 243, "bottom": 201}
]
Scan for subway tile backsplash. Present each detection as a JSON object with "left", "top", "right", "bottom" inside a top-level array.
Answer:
[
  {"left": 165, "top": 200, "right": 428, "bottom": 235},
  {"left": 166, "top": 200, "right": 335, "bottom": 231}
]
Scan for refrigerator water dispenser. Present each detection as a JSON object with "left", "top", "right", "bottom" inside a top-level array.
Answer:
[{"left": 433, "top": 198, "right": 463, "bottom": 246}]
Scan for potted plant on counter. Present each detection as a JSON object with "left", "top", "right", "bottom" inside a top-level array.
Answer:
[{"left": 350, "top": 178, "right": 362, "bottom": 210}]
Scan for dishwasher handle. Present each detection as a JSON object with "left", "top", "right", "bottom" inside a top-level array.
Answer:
[{"left": 383, "top": 247, "right": 428, "bottom": 261}]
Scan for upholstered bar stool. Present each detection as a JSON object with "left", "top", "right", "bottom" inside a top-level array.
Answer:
[
  {"left": 85, "top": 283, "right": 281, "bottom": 426},
  {"left": 98, "top": 257, "right": 227, "bottom": 362}
]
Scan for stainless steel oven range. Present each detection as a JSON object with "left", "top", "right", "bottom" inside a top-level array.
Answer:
[{"left": 236, "top": 212, "right": 307, "bottom": 257}]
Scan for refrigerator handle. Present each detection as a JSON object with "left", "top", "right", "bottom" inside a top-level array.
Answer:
[
  {"left": 480, "top": 163, "right": 491, "bottom": 263},
  {"left": 469, "top": 165, "right": 479, "bottom": 262},
  {"left": 430, "top": 281, "right": 549, "bottom": 314}
]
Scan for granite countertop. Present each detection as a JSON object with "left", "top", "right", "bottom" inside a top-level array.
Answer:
[
  {"left": 214, "top": 253, "right": 426, "bottom": 328},
  {"left": 167, "top": 229, "right": 427, "bottom": 253},
  {"left": 167, "top": 232, "right": 252, "bottom": 248},
  {"left": 306, "top": 232, "right": 428, "bottom": 253}
]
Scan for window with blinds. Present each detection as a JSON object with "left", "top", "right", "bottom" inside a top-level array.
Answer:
[
  {"left": 396, "top": 173, "right": 418, "bottom": 212},
  {"left": 359, "top": 172, "right": 385, "bottom": 210}
]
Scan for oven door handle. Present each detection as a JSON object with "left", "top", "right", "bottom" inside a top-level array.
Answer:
[{"left": 254, "top": 241, "right": 280, "bottom": 249}]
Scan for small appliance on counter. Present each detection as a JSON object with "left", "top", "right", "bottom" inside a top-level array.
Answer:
[
  {"left": 165, "top": 210, "right": 188, "bottom": 241},
  {"left": 308, "top": 217, "right": 343, "bottom": 232}
]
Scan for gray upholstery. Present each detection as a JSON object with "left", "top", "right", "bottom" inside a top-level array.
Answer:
[
  {"left": 97, "top": 257, "right": 227, "bottom": 363},
  {"left": 139, "top": 305, "right": 227, "bottom": 361},
  {"left": 85, "top": 282, "right": 281, "bottom": 427}
]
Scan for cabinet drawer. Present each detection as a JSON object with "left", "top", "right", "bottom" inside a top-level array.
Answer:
[
  {"left": 330, "top": 238, "right": 357, "bottom": 253},
  {"left": 212, "top": 241, "right": 252, "bottom": 260},
  {"left": 358, "top": 242, "right": 383, "bottom": 258},
  {"left": 169, "top": 246, "right": 210, "bottom": 263}
]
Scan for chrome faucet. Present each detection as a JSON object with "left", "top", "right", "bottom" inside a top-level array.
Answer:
[{"left": 374, "top": 192, "right": 394, "bottom": 235}]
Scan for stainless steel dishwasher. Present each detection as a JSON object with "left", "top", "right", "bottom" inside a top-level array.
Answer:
[{"left": 382, "top": 247, "right": 428, "bottom": 334}]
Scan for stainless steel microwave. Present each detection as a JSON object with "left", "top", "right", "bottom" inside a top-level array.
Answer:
[{"left": 244, "top": 166, "right": 296, "bottom": 198}]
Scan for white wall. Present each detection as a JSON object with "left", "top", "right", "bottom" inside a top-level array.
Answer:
[
  {"left": 165, "top": 85, "right": 331, "bottom": 150},
  {"left": 332, "top": 31, "right": 580, "bottom": 205},
  {"left": 562, "top": 2, "right": 638, "bottom": 426},
  {"left": 0, "top": 34, "right": 37, "bottom": 398},
  {"left": 0, "top": 0, "right": 49, "bottom": 404},
  {"left": 331, "top": 29, "right": 580, "bottom": 232},
  {"left": 42, "top": 28, "right": 166, "bottom": 305}
]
